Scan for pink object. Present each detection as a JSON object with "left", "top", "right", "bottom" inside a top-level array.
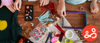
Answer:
[
  {"left": 1, "top": 0, "right": 14, "bottom": 6},
  {"left": 18, "top": 21, "right": 20, "bottom": 23},
  {"left": 22, "top": 18, "right": 24, "bottom": 21},
  {"left": 51, "top": 37, "right": 58, "bottom": 43}
]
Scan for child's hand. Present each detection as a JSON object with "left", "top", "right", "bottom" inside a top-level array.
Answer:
[
  {"left": 90, "top": 2, "right": 99, "bottom": 14},
  {"left": 0, "top": 5, "right": 3, "bottom": 8},
  {"left": 57, "top": 2, "right": 66, "bottom": 18},
  {"left": 6, "top": 4, "right": 16, "bottom": 13},
  {"left": 14, "top": 0, "right": 22, "bottom": 11},
  {"left": 40, "top": 0, "right": 49, "bottom": 6}
]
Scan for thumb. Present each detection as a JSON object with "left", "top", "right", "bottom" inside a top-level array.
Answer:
[
  {"left": 0, "top": 5, "right": 3, "bottom": 8},
  {"left": 64, "top": 11, "right": 66, "bottom": 16},
  {"left": 91, "top": 7, "right": 94, "bottom": 12}
]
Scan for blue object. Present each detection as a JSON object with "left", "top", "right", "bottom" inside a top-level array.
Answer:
[
  {"left": 37, "top": 10, "right": 53, "bottom": 23},
  {"left": 41, "top": 18, "right": 53, "bottom": 21},
  {"left": 39, "top": 11, "right": 51, "bottom": 21},
  {"left": 31, "top": 23, "right": 34, "bottom": 26},
  {"left": 65, "top": 0, "right": 86, "bottom": 5},
  {"left": 45, "top": 32, "right": 52, "bottom": 43}
]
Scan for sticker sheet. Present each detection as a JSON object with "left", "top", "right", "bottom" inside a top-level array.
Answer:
[{"left": 29, "top": 23, "right": 48, "bottom": 40}]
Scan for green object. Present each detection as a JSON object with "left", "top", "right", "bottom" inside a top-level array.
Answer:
[
  {"left": 0, "top": 7, "right": 22, "bottom": 43},
  {"left": 65, "top": 38, "right": 74, "bottom": 43},
  {"left": 85, "top": 12, "right": 87, "bottom": 26},
  {"left": 77, "top": 38, "right": 79, "bottom": 39},
  {"left": 42, "top": 33, "right": 44, "bottom": 35},
  {"left": 30, "top": 6, "right": 33, "bottom": 8}
]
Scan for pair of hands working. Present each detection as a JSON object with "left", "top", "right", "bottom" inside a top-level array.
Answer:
[
  {"left": 0, "top": 0, "right": 21, "bottom": 13},
  {"left": 0, "top": 0, "right": 99, "bottom": 18},
  {"left": 57, "top": 0, "right": 99, "bottom": 18},
  {"left": 0, "top": 0, "right": 49, "bottom": 13}
]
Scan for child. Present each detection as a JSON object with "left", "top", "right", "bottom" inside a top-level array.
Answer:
[
  {"left": 0, "top": 0, "right": 49, "bottom": 13},
  {"left": 0, "top": 0, "right": 16, "bottom": 13},
  {"left": 57, "top": 0, "right": 99, "bottom": 17}
]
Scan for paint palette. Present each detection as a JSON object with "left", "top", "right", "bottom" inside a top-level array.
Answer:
[
  {"left": 25, "top": 5, "right": 33, "bottom": 21},
  {"left": 29, "top": 23, "right": 48, "bottom": 40}
]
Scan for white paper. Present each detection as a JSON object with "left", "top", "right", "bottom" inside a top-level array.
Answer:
[
  {"left": 29, "top": 18, "right": 82, "bottom": 43},
  {"left": 61, "top": 18, "right": 82, "bottom": 43}
]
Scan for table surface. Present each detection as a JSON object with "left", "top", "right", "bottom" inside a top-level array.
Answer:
[{"left": 17, "top": 1, "right": 100, "bottom": 43}]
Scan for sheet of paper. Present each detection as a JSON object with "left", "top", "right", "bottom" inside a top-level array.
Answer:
[
  {"left": 29, "top": 18, "right": 82, "bottom": 43},
  {"left": 61, "top": 18, "right": 82, "bottom": 43},
  {"left": 28, "top": 22, "right": 61, "bottom": 43}
]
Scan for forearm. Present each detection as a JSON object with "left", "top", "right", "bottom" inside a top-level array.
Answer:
[
  {"left": 59, "top": 0, "right": 65, "bottom": 2},
  {"left": 92, "top": 0, "right": 97, "bottom": 3},
  {"left": 59, "top": 0, "right": 65, "bottom": 5}
]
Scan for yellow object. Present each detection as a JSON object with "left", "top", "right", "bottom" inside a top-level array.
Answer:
[
  {"left": 24, "top": 33, "right": 26, "bottom": 36},
  {"left": 65, "top": 38, "right": 74, "bottom": 43},
  {"left": 48, "top": 23, "right": 53, "bottom": 26},
  {"left": 55, "top": 40, "right": 60, "bottom": 43},
  {"left": 0, "top": 20, "right": 7, "bottom": 31},
  {"left": 56, "top": 17, "right": 60, "bottom": 21}
]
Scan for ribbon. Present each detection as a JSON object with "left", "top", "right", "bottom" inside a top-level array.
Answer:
[
  {"left": 54, "top": 23, "right": 65, "bottom": 37},
  {"left": 41, "top": 3, "right": 55, "bottom": 14}
]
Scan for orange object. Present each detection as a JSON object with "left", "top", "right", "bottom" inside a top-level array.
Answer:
[{"left": 26, "top": 6, "right": 29, "bottom": 9}]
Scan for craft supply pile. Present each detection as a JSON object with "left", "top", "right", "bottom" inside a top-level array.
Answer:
[{"left": 18, "top": 2, "right": 88, "bottom": 43}]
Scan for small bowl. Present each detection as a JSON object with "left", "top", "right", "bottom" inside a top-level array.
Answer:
[{"left": 65, "top": 30, "right": 74, "bottom": 39}]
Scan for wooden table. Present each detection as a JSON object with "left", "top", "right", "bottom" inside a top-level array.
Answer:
[{"left": 17, "top": 1, "right": 100, "bottom": 43}]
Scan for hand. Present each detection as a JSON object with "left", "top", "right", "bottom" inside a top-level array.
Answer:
[
  {"left": 0, "top": 4, "right": 15, "bottom": 13},
  {"left": 6, "top": 4, "right": 16, "bottom": 13},
  {"left": 40, "top": 0, "right": 49, "bottom": 6},
  {"left": 0, "top": 5, "right": 3, "bottom": 8},
  {"left": 57, "top": 2, "right": 66, "bottom": 18},
  {"left": 90, "top": 2, "right": 99, "bottom": 14},
  {"left": 14, "top": 0, "right": 22, "bottom": 11}
]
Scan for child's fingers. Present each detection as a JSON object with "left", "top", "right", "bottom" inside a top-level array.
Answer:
[
  {"left": 95, "top": 9, "right": 98, "bottom": 13},
  {"left": 0, "top": 5, "right": 3, "bottom": 8},
  {"left": 57, "top": 11, "right": 62, "bottom": 17},
  {"left": 47, "top": 0, "right": 49, "bottom": 5},
  {"left": 45, "top": 1, "right": 47, "bottom": 5},
  {"left": 40, "top": 0, "right": 43, "bottom": 6},
  {"left": 18, "top": 2, "right": 22, "bottom": 11},
  {"left": 60, "top": 11, "right": 64, "bottom": 17},
  {"left": 93, "top": 8, "right": 97, "bottom": 13},
  {"left": 59, "top": 12, "right": 63, "bottom": 18},
  {"left": 46, "top": 0, "right": 49, "bottom": 5},
  {"left": 43, "top": 1, "right": 46, "bottom": 6},
  {"left": 64, "top": 11, "right": 66, "bottom": 16},
  {"left": 10, "top": 5, "right": 16, "bottom": 12},
  {"left": 90, "top": 7, "right": 94, "bottom": 12},
  {"left": 6, "top": 5, "right": 15, "bottom": 13},
  {"left": 91, "top": 7, "right": 95, "bottom": 13},
  {"left": 14, "top": 2, "right": 19, "bottom": 11}
]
